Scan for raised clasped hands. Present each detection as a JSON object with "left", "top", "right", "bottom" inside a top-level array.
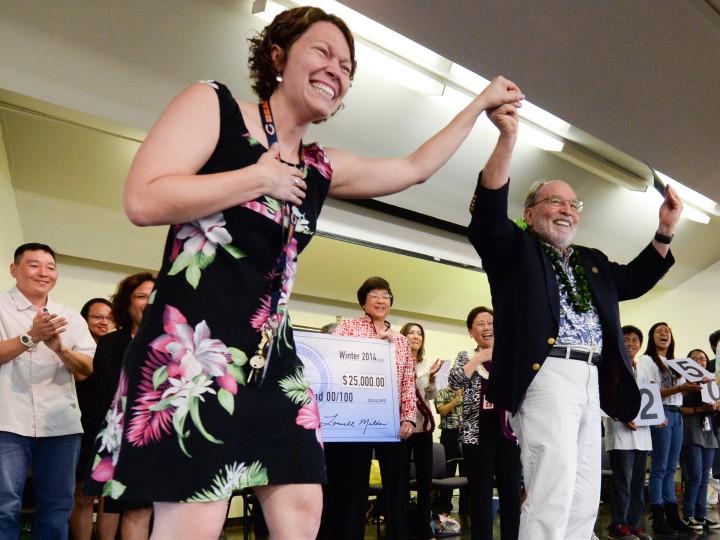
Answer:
[
  {"left": 257, "top": 143, "right": 307, "bottom": 206},
  {"left": 478, "top": 76, "right": 524, "bottom": 111},
  {"left": 487, "top": 102, "right": 520, "bottom": 137},
  {"left": 29, "top": 309, "right": 68, "bottom": 353}
]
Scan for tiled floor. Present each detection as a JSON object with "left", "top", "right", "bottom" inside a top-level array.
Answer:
[{"left": 222, "top": 497, "right": 720, "bottom": 539}]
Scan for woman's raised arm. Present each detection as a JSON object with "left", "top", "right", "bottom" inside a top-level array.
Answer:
[{"left": 326, "top": 76, "right": 523, "bottom": 199}]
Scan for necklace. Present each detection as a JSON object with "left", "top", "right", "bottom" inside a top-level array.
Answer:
[
  {"left": 541, "top": 242, "right": 593, "bottom": 314},
  {"left": 257, "top": 99, "right": 306, "bottom": 237}
]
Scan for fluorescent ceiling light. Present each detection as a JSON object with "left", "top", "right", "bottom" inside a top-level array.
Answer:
[
  {"left": 259, "top": 0, "right": 447, "bottom": 72},
  {"left": 254, "top": 0, "right": 445, "bottom": 96},
  {"left": 558, "top": 145, "right": 648, "bottom": 192},
  {"left": 681, "top": 205, "right": 712, "bottom": 224},
  {"left": 518, "top": 123, "right": 564, "bottom": 152},
  {"left": 355, "top": 42, "right": 445, "bottom": 96},
  {"left": 253, "top": 0, "right": 678, "bottom": 199},
  {"left": 448, "top": 63, "right": 490, "bottom": 94},
  {"left": 653, "top": 169, "right": 718, "bottom": 214},
  {"left": 520, "top": 101, "right": 572, "bottom": 139},
  {"left": 306, "top": 1, "right": 448, "bottom": 73}
]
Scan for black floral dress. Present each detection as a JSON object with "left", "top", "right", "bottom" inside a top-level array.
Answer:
[{"left": 85, "top": 81, "right": 329, "bottom": 503}]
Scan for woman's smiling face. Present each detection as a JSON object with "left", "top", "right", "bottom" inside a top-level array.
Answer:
[
  {"left": 273, "top": 21, "right": 352, "bottom": 122},
  {"left": 469, "top": 311, "right": 494, "bottom": 349}
]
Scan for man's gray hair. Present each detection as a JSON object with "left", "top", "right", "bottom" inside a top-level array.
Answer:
[{"left": 524, "top": 180, "right": 551, "bottom": 209}]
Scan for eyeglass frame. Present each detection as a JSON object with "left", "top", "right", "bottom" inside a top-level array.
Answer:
[
  {"left": 527, "top": 195, "right": 584, "bottom": 212},
  {"left": 368, "top": 293, "right": 393, "bottom": 301},
  {"left": 87, "top": 314, "right": 113, "bottom": 322}
]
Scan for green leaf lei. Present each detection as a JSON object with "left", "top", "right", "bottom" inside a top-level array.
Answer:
[{"left": 541, "top": 242, "right": 593, "bottom": 314}]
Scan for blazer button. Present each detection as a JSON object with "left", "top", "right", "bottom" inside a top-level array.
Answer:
[
  {"left": 547, "top": 337, "right": 555, "bottom": 345},
  {"left": 532, "top": 363, "right": 541, "bottom": 371},
  {"left": 591, "top": 267, "right": 599, "bottom": 273}
]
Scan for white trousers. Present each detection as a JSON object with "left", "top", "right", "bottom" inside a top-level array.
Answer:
[{"left": 510, "top": 357, "right": 601, "bottom": 540}]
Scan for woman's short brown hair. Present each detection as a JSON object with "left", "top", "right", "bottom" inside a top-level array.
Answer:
[
  {"left": 248, "top": 6, "right": 357, "bottom": 101},
  {"left": 356, "top": 276, "right": 393, "bottom": 307}
]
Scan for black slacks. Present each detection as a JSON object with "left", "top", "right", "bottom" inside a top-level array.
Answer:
[
  {"left": 405, "top": 431, "right": 434, "bottom": 539},
  {"left": 463, "top": 415, "right": 521, "bottom": 540},
  {"left": 318, "top": 440, "right": 408, "bottom": 540}
]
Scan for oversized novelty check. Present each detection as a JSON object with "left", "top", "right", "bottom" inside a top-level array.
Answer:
[{"left": 295, "top": 330, "right": 400, "bottom": 442}]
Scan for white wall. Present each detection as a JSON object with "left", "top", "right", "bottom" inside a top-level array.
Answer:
[
  {"left": 0, "top": 128, "right": 24, "bottom": 289},
  {"left": 620, "top": 261, "right": 720, "bottom": 356}
]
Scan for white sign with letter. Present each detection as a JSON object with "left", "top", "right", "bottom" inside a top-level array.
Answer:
[
  {"left": 634, "top": 383, "right": 665, "bottom": 426},
  {"left": 295, "top": 331, "right": 400, "bottom": 442},
  {"left": 665, "top": 357, "right": 718, "bottom": 404}
]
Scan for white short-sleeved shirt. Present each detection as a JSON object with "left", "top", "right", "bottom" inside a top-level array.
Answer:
[
  {"left": 604, "top": 361, "right": 653, "bottom": 451},
  {"left": 0, "top": 287, "right": 96, "bottom": 437},
  {"left": 636, "top": 353, "right": 684, "bottom": 407}
]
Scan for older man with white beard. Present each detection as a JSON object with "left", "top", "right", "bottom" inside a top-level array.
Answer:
[{"left": 466, "top": 100, "right": 683, "bottom": 540}]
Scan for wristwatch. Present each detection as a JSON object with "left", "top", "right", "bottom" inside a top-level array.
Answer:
[
  {"left": 20, "top": 333, "right": 36, "bottom": 349},
  {"left": 654, "top": 231, "right": 674, "bottom": 244}
]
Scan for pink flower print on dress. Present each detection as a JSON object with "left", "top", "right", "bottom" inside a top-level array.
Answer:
[
  {"left": 90, "top": 456, "right": 115, "bottom": 483},
  {"left": 250, "top": 295, "right": 272, "bottom": 330},
  {"left": 176, "top": 213, "right": 232, "bottom": 258},
  {"left": 304, "top": 143, "right": 333, "bottom": 180},
  {"left": 150, "top": 305, "right": 231, "bottom": 380},
  {"left": 216, "top": 372, "right": 238, "bottom": 395},
  {"left": 295, "top": 388, "right": 324, "bottom": 447},
  {"left": 137, "top": 305, "right": 247, "bottom": 455},
  {"left": 169, "top": 212, "right": 244, "bottom": 289},
  {"left": 242, "top": 200, "right": 282, "bottom": 225},
  {"left": 126, "top": 347, "right": 173, "bottom": 446}
]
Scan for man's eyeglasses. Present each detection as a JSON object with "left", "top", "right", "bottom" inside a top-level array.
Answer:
[
  {"left": 528, "top": 195, "right": 584, "bottom": 212},
  {"left": 368, "top": 293, "right": 393, "bottom": 301}
]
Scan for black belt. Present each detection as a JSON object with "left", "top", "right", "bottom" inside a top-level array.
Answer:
[
  {"left": 549, "top": 346, "right": 601, "bottom": 366},
  {"left": 664, "top": 405, "right": 681, "bottom": 412}
]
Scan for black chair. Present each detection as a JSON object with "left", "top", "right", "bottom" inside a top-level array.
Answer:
[
  {"left": 409, "top": 442, "right": 468, "bottom": 520},
  {"left": 226, "top": 487, "right": 260, "bottom": 540},
  {"left": 429, "top": 442, "right": 468, "bottom": 518}
]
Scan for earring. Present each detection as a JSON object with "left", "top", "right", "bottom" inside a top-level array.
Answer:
[
  {"left": 331, "top": 102, "right": 345, "bottom": 117},
  {"left": 275, "top": 72, "right": 283, "bottom": 83}
]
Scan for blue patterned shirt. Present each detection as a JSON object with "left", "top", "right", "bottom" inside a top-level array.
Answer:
[{"left": 552, "top": 246, "right": 603, "bottom": 353}]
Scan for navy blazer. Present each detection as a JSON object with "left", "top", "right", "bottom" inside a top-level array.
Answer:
[{"left": 468, "top": 178, "right": 674, "bottom": 421}]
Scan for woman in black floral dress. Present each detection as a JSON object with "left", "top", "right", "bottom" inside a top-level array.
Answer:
[{"left": 84, "top": 6, "right": 524, "bottom": 539}]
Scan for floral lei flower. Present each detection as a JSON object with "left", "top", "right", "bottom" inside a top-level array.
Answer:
[
  {"left": 541, "top": 242, "right": 593, "bottom": 313},
  {"left": 514, "top": 216, "right": 593, "bottom": 313}
]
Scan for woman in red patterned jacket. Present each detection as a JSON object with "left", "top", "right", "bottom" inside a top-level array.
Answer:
[{"left": 317, "top": 276, "right": 416, "bottom": 540}]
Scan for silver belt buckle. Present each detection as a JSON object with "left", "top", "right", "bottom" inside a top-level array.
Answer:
[{"left": 567, "top": 345, "right": 595, "bottom": 364}]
